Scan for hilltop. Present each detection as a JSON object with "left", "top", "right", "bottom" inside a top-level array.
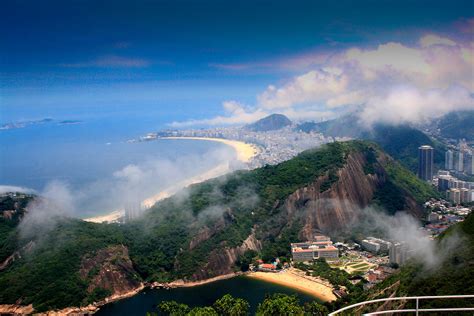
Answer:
[
  {"left": 245, "top": 114, "right": 292, "bottom": 132},
  {"left": 0, "top": 141, "right": 438, "bottom": 312},
  {"left": 434, "top": 110, "right": 474, "bottom": 142},
  {"left": 297, "top": 115, "right": 447, "bottom": 173}
]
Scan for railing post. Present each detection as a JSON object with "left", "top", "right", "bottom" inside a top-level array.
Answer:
[{"left": 416, "top": 297, "right": 419, "bottom": 316}]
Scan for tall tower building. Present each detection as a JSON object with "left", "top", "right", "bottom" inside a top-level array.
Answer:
[
  {"left": 463, "top": 153, "right": 474, "bottom": 175},
  {"left": 445, "top": 150, "right": 454, "bottom": 170},
  {"left": 455, "top": 151, "right": 464, "bottom": 172},
  {"left": 418, "top": 145, "right": 434, "bottom": 181}
]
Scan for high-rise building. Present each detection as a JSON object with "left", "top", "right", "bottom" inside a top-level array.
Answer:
[
  {"left": 447, "top": 188, "right": 461, "bottom": 204},
  {"left": 455, "top": 151, "right": 464, "bottom": 172},
  {"left": 418, "top": 145, "right": 434, "bottom": 181},
  {"left": 445, "top": 150, "right": 454, "bottom": 170},
  {"left": 460, "top": 188, "right": 470, "bottom": 203},
  {"left": 438, "top": 175, "right": 451, "bottom": 191},
  {"left": 463, "top": 153, "right": 474, "bottom": 175},
  {"left": 389, "top": 242, "right": 409, "bottom": 266}
]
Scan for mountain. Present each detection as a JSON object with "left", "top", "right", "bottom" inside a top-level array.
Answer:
[
  {"left": 0, "top": 141, "right": 438, "bottom": 312},
  {"left": 297, "top": 115, "right": 447, "bottom": 173},
  {"left": 245, "top": 114, "right": 292, "bottom": 132},
  {"left": 297, "top": 114, "right": 361, "bottom": 138},
  {"left": 364, "top": 124, "right": 447, "bottom": 173},
  {"left": 436, "top": 110, "right": 474, "bottom": 142}
]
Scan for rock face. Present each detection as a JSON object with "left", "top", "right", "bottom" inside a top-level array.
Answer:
[
  {"left": 79, "top": 245, "right": 142, "bottom": 296},
  {"left": 191, "top": 232, "right": 262, "bottom": 280},
  {"left": 192, "top": 150, "right": 424, "bottom": 280},
  {"left": 284, "top": 151, "right": 422, "bottom": 238}
]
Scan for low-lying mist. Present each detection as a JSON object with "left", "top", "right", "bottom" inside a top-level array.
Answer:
[
  {"left": 15, "top": 145, "right": 243, "bottom": 237},
  {"left": 352, "top": 206, "right": 463, "bottom": 269}
]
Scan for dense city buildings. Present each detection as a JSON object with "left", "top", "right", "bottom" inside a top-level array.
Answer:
[
  {"left": 152, "top": 125, "right": 346, "bottom": 168},
  {"left": 418, "top": 145, "right": 434, "bottom": 181}
]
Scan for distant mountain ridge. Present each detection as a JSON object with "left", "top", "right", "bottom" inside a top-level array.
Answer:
[
  {"left": 245, "top": 114, "right": 292, "bottom": 132},
  {"left": 296, "top": 114, "right": 447, "bottom": 173},
  {"left": 436, "top": 110, "right": 474, "bottom": 141}
]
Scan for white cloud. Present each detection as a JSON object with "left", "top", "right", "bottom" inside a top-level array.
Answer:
[
  {"left": 360, "top": 85, "right": 474, "bottom": 126},
  {"left": 420, "top": 34, "right": 457, "bottom": 47},
  {"left": 0, "top": 185, "right": 36, "bottom": 195},
  {"left": 170, "top": 101, "right": 268, "bottom": 127},
  {"left": 173, "top": 33, "right": 473, "bottom": 128},
  {"left": 346, "top": 42, "right": 431, "bottom": 77},
  {"left": 258, "top": 69, "right": 349, "bottom": 109}
]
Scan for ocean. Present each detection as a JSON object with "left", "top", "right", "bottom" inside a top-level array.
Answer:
[{"left": 0, "top": 116, "right": 234, "bottom": 217}]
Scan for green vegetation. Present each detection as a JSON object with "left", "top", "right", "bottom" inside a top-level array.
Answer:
[
  {"left": 331, "top": 213, "right": 474, "bottom": 312},
  {"left": 0, "top": 140, "right": 438, "bottom": 311},
  {"left": 0, "top": 194, "right": 34, "bottom": 262},
  {"left": 295, "top": 259, "right": 363, "bottom": 294},
  {"left": 437, "top": 110, "right": 474, "bottom": 141},
  {"left": 368, "top": 124, "right": 447, "bottom": 173},
  {"left": 372, "top": 159, "right": 439, "bottom": 214},
  {"left": 152, "top": 294, "right": 327, "bottom": 316}
]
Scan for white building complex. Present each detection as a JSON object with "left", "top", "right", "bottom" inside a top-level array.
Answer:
[
  {"left": 361, "top": 237, "right": 392, "bottom": 254},
  {"left": 291, "top": 235, "right": 339, "bottom": 262}
]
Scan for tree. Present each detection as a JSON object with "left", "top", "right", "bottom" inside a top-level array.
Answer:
[
  {"left": 256, "top": 294, "right": 304, "bottom": 316},
  {"left": 188, "top": 306, "right": 218, "bottom": 316},
  {"left": 213, "top": 294, "right": 250, "bottom": 316},
  {"left": 158, "top": 301, "right": 191, "bottom": 315},
  {"left": 304, "top": 301, "right": 328, "bottom": 316}
]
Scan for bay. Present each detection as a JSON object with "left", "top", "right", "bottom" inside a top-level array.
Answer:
[{"left": 96, "top": 276, "right": 320, "bottom": 316}]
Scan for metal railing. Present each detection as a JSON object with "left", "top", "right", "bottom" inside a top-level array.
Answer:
[{"left": 329, "top": 295, "right": 474, "bottom": 315}]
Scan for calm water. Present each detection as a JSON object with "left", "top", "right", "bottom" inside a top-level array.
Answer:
[
  {"left": 0, "top": 117, "right": 233, "bottom": 217},
  {"left": 96, "top": 276, "right": 319, "bottom": 316}
]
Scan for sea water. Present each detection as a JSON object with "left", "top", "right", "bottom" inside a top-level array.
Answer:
[{"left": 0, "top": 116, "right": 233, "bottom": 217}]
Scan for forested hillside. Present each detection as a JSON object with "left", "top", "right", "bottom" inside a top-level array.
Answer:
[{"left": 0, "top": 141, "right": 438, "bottom": 312}]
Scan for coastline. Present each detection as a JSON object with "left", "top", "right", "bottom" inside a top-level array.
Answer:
[
  {"left": 246, "top": 268, "right": 336, "bottom": 302},
  {"left": 160, "top": 136, "right": 259, "bottom": 163},
  {"left": 151, "top": 272, "right": 243, "bottom": 289},
  {"left": 84, "top": 137, "right": 259, "bottom": 223}
]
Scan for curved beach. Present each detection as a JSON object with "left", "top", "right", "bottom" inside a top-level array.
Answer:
[
  {"left": 161, "top": 136, "right": 259, "bottom": 163},
  {"left": 84, "top": 137, "right": 258, "bottom": 223},
  {"left": 247, "top": 268, "right": 336, "bottom": 302}
]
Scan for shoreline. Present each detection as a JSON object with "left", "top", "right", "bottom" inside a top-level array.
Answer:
[
  {"left": 160, "top": 136, "right": 260, "bottom": 163},
  {"left": 84, "top": 137, "right": 259, "bottom": 223},
  {"left": 153, "top": 272, "right": 243, "bottom": 289},
  {"left": 247, "top": 268, "right": 336, "bottom": 302},
  {"left": 7, "top": 270, "right": 335, "bottom": 314}
]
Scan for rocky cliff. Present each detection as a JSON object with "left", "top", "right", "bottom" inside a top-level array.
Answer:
[
  {"left": 187, "top": 148, "right": 427, "bottom": 280},
  {"left": 283, "top": 151, "right": 423, "bottom": 238},
  {"left": 80, "top": 245, "right": 142, "bottom": 297}
]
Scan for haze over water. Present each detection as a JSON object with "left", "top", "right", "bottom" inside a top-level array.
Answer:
[{"left": 0, "top": 113, "right": 234, "bottom": 217}]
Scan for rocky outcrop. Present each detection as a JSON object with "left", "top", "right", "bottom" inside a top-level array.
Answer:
[
  {"left": 282, "top": 151, "right": 422, "bottom": 238},
  {"left": 191, "top": 232, "right": 262, "bottom": 280},
  {"left": 0, "top": 304, "right": 34, "bottom": 315},
  {"left": 79, "top": 245, "right": 142, "bottom": 296}
]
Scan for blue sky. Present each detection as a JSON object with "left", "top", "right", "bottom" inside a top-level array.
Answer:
[{"left": 1, "top": 0, "right": 473, "bottom": 125}]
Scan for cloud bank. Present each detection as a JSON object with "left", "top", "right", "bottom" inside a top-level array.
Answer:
[{"left": 174, "top": 30, "right": 473, "bottom": 127}]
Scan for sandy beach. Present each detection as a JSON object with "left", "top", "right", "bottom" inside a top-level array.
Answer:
[
  {"left": 84, "top": 137, "right": 259, "bottom": 223},
  {"left": 247, "top": 268, "right": 336, "bottom": 302},
  {"left": 161, "top": 136, "right": 259, "bottom": 163}
]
